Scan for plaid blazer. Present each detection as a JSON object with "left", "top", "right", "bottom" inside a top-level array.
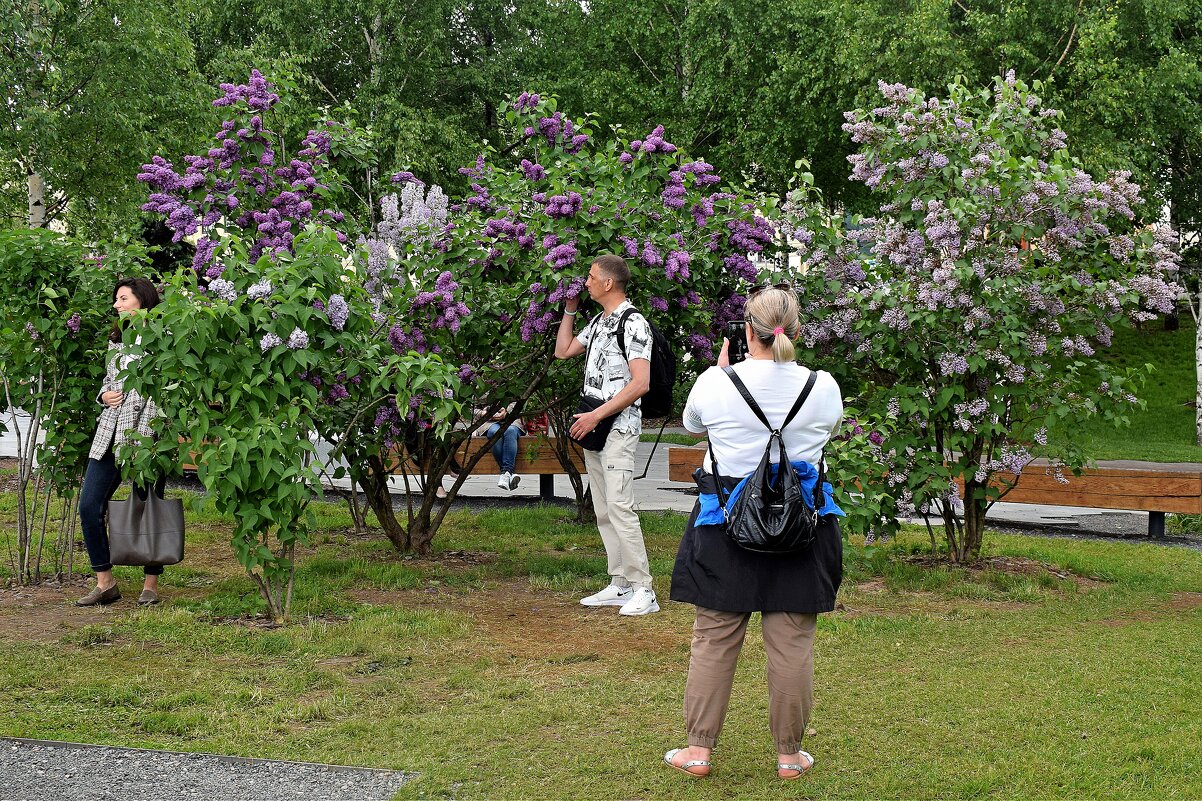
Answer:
[{"left": 88, "top": 340, "right": 159, "bottom": 461}]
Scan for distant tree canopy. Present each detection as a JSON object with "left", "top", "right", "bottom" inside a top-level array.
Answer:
[{"left": 3, "top": 0, "right": 1199, "bottom": 239}]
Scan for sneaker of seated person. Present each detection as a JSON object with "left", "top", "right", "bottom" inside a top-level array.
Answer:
[
  {"left": 579, "top": 583, "right": 633, "bottom": 607},
  {"left": 497, "top": 471, "right": 520, "bottom": 491}
]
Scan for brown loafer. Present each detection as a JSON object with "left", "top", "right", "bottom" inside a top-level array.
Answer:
[
  {"left": 137, "top": 589, "right": 160, "bottom": 606},
  {"left": 76, "top": 584, "right": 121, "bottom": 607}
]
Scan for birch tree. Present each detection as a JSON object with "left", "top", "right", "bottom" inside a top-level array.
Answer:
[{"left": 1, "top": 0, "right": 206, "bottom": 235}]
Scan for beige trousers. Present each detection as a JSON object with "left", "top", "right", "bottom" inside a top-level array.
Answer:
[
  {"left": 583, "top": 429, "right": 652, "bottom": 590},
  {"left": 683, "top": 606, "right": 818, "bottom": 754}
]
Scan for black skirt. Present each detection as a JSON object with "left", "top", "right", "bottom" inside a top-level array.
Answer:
[{"left": 669, "top": 500, "right": 843, "bottom": 614}]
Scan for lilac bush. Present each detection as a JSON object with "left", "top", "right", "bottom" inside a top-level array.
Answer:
[
  {"left": 125, "top": 71, "right": 460, "bottom": 617},
  {"left": 355, "top": 91, "right": 782, "bottom": 549},
  {"left": 785, "top": 73, "right": 1181, "bottom": 560}
]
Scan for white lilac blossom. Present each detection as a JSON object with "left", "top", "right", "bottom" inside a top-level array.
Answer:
[
  {"left": 259, "top": 332, "right": 282, "bottom": 351},
  {"left": 784, "top": 72, "right": 1183, "bottom": 557},
  {"left": 209, "top": 278, "right": 238, "bottom": 302},
  {"left": 286, "top": 328, "right": 310, "bottom": 349},
  {"left": 378, "top": 182, "right": 449, "bottom": 249},
  {"left": 246, "top": 279, "right": 273, "bottom": 300}
]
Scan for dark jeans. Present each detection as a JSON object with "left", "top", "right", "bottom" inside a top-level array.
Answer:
[
  {"left": 79, "top": 449, "right": 165, "bottom": 575},
  {"left": 486, "top": 423, "right": 521, "bottom": 473}
]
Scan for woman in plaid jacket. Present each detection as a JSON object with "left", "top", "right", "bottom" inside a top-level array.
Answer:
[{"left": 75, "top": 278, "right": 165, "bottom": 608}]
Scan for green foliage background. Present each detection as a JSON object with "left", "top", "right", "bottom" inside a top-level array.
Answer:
[{"left": 3, "top": 0, "right": 1199, "bottom": 243}]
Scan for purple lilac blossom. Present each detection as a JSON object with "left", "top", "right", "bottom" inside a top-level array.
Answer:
[
  {"left": 66, "top": 313, "right": 81, "bottom": 334},
  {"left": 544, "top": 192, "right": 582, "bottom": 218},
  {"left": 637, "top": 125, "right": 678, "bottom": 154},
  {"left": 513, "top": 91, "right": 541, "bottom": 112},
  {"left": 325, "top": 294, "right": 349, "bottom": 330},
  {"left": 521, "top": 159, "right": 545, "bottom": 181},
  {"left": 544, "top": 241, "right": 579, "bottom": 271},
  {"left": 641, "top": 242, "right": 662, "bottom": 267},
  {"left": 665, "top": 250, "right": 691, "bottom": 282}
]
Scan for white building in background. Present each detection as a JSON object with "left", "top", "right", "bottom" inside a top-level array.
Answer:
[{"left": 0, "top": 407, "right": 42, "bottom": 459}]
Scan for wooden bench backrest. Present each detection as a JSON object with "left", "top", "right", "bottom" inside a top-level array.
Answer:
[
  {"left": 666, "top": 446, "right": 1202, "bottom": 514},
  {"left": 392, "top": 435, "right": 586, "bottom": 475},
  {"left": 977, "top": 468, "right": 1202, "bottom": 514}
]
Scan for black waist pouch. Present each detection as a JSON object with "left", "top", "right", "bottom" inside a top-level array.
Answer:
[{"left": 570, "top": 394, "right": 618, "bottom": 451}]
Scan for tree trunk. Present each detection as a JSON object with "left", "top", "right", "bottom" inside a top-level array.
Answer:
[
  {"left": 547, "top": 405, "right": 593, "bottom": 521},
  {"left": 27, "top": 166, "right": 46, "bottom": 229},
  {"left": 956, "top": 500, "right": 985, "bottom": 560},
  {"left": 358, "top": 455, "right": 411, "bottom": 551},
  {"left": 1195, "top": 307, "right": 1202, "bottom": 446}
]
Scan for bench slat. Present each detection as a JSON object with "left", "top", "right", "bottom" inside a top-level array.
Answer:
[
  {"left": 668, "top": 445, "right": 708, "bottom": 482},
  {"left": 665, "top": 446, "right": 1202, "bottom": 515},
  {"left": 992, "top": 472, "right": 1202, "bottom": 497},
  {"left": 391, "top": 436, "right": 585, "bottom": 475}
]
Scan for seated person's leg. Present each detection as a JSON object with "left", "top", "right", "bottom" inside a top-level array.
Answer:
[{"left": 501, "top": 425, "right": 520, "bottom": 474}]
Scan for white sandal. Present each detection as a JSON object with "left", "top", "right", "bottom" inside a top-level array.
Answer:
[
  {"left": 664, "top": 748, "right": 711, "bottom": 777},
  {"left": 777, "top": 750, "right": 814, "bottom": 779}
]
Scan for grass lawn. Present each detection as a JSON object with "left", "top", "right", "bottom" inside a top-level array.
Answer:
[
  {"left": 2, "top": 491, "right": 1201, "bottom": 800},
  {"left": 1050, "top": 319, "right": 1202, "bottom": 463}
]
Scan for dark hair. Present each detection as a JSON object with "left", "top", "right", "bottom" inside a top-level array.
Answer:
[
  {"left": 109, "top": 277, "right": 162, "bottom": 343},
  {"left": 591, "top": 254, "right": 631, "bottom": 291}
]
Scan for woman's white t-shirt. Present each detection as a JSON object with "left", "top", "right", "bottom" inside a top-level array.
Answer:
[{"left": 683, "top": 360, "right": 843, "bottom": 477}]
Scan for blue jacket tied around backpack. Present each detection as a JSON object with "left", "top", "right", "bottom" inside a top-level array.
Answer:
[{"left": 695, "top": 459, "right": 844, "bottom": 526}]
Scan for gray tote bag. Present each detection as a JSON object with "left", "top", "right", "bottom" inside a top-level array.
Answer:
[{"left": 107, "top": 490, "right": 185, "bottom": 567}]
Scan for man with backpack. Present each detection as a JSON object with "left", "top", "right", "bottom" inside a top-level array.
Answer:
[{"left": 554, "top": 254, "right": 659, "bottom": 616}]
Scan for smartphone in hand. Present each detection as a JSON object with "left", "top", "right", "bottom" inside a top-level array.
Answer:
[{"left": 726, "top": 320, "right": 748, "bottom": 362}]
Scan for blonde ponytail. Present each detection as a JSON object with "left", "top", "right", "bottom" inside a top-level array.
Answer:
[{"left": 745, "top": 288, "right": 800, "bottom": 363}]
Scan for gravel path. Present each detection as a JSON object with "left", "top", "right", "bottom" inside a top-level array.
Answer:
[{"left": 0, "top": 738, "right": 410, "bottom": 801}]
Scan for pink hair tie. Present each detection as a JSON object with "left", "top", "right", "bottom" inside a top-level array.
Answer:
[{"left": 772, "top": 327, "right": 785, "bottom": 336}]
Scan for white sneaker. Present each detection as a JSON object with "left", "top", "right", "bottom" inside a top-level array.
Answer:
[
  {"left": 497, "top": 472, "right": 520, "bottom": 491},
  {"left": 618, "top": 587, "right": 660, "bottom": 616},
  {"left": 507, "top": 473, "right": 520, "bottom": 490},
  {"left": 579, "top": 584, "right": 633, "bottom": 607}
]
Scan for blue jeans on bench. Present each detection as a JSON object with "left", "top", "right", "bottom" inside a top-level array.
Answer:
[{"left": 486, "top": 423, "right": 521, "bottom": 473}]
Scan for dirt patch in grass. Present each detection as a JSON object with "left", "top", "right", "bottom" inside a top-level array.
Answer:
[
  {"left": 352, "top": 582, "right": 689, "bottom": 661},
  {"left": 0, "top": 582, "right": 117, "bottom": 642},
  {"left": 1094, "top": 593, "right": 1202, "bottom": 627},
  {"left": 0, "top": 458, "right": 22, "bottom": 493},
  {"left": 1168, "top": 591, "right": 1202, "bottom": 611},
  {"left": 400, "top": 550, "right": 497, "bottom": 568},
  {"left": 838, "top": 590, "right": 1030, "bottom": 618},
  {"left": 903, "top": 554, "right": 1107, "bottom": 590}
]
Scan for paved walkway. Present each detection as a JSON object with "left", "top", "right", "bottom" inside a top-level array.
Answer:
[
  {"left": 321, "top": 435, "right": 1175, "bottom": 537},
  {"left": 0, "top": 737, "right": 408, "bottom": 801},
  {"left": 3, "top": 409, "right": 1183, "bottom": 536}
]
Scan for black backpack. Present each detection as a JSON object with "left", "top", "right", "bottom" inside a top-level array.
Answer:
[
  {"left": 710, "top": 367, "right": 824, "bottom": 554},
  {"left": 616, "top": 307, "right": 677, "bottom": 419}
]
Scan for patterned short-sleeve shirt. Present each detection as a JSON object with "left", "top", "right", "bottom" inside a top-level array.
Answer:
[{"left": 576, "top": 300, "right": 653, "bottom": 435}]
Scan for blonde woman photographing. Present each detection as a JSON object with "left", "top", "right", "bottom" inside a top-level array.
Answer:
[{"left": 665, "top": 285, "right": 844, "bottom": 780}]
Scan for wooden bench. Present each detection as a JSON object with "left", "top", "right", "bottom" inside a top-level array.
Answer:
[
  {"left": 667, "top": 446, "right": 1202, "bottom": 537},
  {"left": 397, "top": 436, "right": 586, "bottom": 501},
  {"left": 184, "top": 436, "right": 586, "bottom": 502},
  {"left": 973, "top": 463, "right": 1202, "bottom": 537}
]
